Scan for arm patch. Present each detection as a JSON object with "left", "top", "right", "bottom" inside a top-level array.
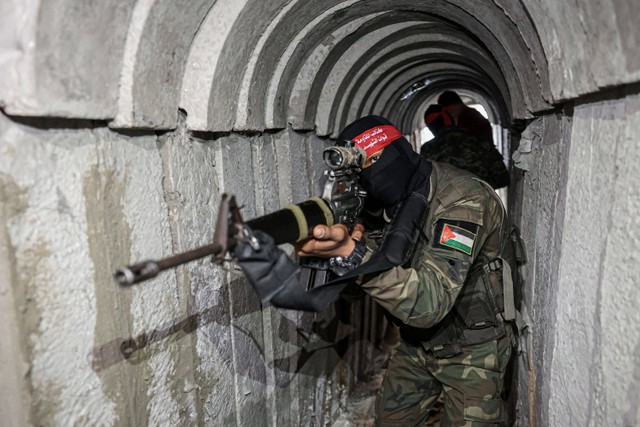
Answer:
[{"left": 432, "top": 219, "right": 480, "bottom": 256}]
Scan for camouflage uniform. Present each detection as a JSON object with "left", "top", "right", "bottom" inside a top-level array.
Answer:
[
  {"left": 420, "top": 128, "right": 510, "bottom": 189},
  {"left": 360, "top": 161, "right": 518, "bottom": 426}
]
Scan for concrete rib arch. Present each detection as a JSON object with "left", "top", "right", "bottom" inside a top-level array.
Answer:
[
  {"left": 200, "top": 0, "right": 549, "bottom": 133},
  {"left": 332, "top": 40, "right": 511, "bottom": 135},
  {"left": 1, "top": 0, "right": 551, "bottom": 131},
  {"left": 1, "top": 2, "right": 640, "bottom": 427}
]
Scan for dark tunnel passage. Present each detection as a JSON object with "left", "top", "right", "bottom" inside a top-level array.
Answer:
[{"left": 1, "top": 1, "right": 639, "bottom": 426}]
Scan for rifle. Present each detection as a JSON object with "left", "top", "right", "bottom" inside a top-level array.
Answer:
[{"left": 113, "top": 144, "right": 367, "bottom": 286}]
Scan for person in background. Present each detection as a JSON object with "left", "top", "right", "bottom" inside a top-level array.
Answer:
[
  {"left": 422, "top": 104, "right": 510, "bottom": 189},
  {"left": 438, "top": 90, "right": 494, "bottom": 144}
]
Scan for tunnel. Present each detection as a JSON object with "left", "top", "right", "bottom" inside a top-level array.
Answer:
[{"left": 0, "top": 1, "right": 639, "bottom": 426}]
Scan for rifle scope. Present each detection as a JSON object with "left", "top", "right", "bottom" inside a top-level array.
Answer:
[{"left": 323, "top": 146, "right": 366, "bottom": 170}]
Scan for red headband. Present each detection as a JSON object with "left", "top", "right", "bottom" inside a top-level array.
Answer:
[
  {"left": 424, "top": 111, "right": 453, "bottom": 127},
  {"left": 352, "top": 125, "right": 403, "bottom": 157}
]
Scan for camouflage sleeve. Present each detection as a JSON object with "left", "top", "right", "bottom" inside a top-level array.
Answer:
[{"left": 359, "top": 194, "right": 500, "bottom": 329}]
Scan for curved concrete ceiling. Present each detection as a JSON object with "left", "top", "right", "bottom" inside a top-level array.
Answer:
[{"left": 2, "top": 0, "right": 638, "bottom": 134}]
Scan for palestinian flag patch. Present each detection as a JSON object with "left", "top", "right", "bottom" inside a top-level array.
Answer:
[{"left": 433, "top": 220, "right": 479, "bottom": 256}]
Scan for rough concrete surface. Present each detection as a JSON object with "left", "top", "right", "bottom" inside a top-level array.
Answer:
[
  {"left": 515, "top": 114, "right": 573, "bottom": 427},
  {"left": 1, "top": 1, "right": 640, "bottom": 426},
  {"left": 0, "top": 170, "right": 31, "bottom": 427},
  {"left": 547, "top": 95, "right": 640, "bottom": 426},
  {"left": 0, "top": 114, "right": 355, "bottom": 425},
  {"left": 522, "top": 0, "right": 640, "bottom": 101}
]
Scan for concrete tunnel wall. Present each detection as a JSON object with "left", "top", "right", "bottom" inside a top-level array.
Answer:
[{"left": 0, "top": 1, "right": 639, "bottom": 426}]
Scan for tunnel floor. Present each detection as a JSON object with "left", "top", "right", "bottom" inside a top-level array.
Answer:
[{"left": 332, "top": 375, "right": 381, "bottom": 427}]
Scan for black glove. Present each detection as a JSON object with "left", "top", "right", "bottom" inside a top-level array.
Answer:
[
  {"left": 234, "top": 227, "right": 352, "bottom": 311},
  {"left": 233, "top": 228, "right": 300, "bottom": 303}
]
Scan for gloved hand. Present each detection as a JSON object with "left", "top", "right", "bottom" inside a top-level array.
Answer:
[
  {"left": 233, "top": 228, "right": 300, "bottom": 303},
  {"left": 234, "top": 227, "right": 354, "bottom": 312}
]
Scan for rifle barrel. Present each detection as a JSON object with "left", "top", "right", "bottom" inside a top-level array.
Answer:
[
  {"left": 114, "top": 242, "right": 225, "bottom": 286},
  {"left": 114, "top": 195, "right": 338, "bottom": 286}
]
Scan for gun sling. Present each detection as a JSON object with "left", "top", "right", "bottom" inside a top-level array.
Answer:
[{"left": 259, "top": 188, "right": 430, "bottom": 312}]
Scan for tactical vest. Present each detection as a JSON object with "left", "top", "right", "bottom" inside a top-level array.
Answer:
[{"left": 399, "top": 162, "right": 525, "bottom": 358}]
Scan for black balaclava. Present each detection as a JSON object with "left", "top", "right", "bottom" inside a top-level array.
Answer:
[
  {"left": 424, "top": 104, "right": 453, "bottom": 136},
  {"left": 437, "top": 90, "right": 463, "bottom": 106},
  {"left": 336, "top": 115, "right": 432, "bottom": 211}
]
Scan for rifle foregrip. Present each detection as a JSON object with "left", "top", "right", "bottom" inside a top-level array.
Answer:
[{"left": 246, "top": 197, "right": 334, "bottom": 245}]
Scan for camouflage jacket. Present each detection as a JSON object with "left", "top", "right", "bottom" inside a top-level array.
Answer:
[
  {"left": 420, "top": 127, "right": 510, "bottom": 189},
  {"left": 360, "top": 161, "right": 513, "bottom": 348}
]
